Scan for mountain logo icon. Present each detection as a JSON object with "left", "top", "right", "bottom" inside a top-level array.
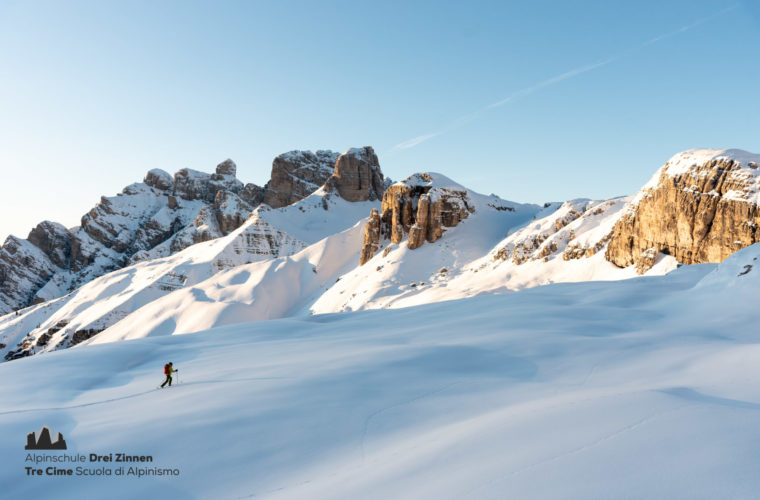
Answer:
[{"left": 25, "top": 426, "right": 67, "bottom": 450}]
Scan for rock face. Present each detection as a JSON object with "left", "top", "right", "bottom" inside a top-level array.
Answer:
[
  {"left": 359, "top": 173, "right": 473, "bottom": 265},
  {"left": 27, "top": 221, "right": 72, "bottom": 269},
  {"left": 606, "top": 149, "right": 760, "bottom": 273},
  {"left": 263, "top": 151, "right": 339, "bottom": 208},
  {"left": 0, "top": 151, "right": 350, "bottom": 315},
  {"left": 359, "top": 209, "right": 382, "bottom": 265},
  {"left": 0, "top": 236, "right": 60, "bottom": 312},
  {"left": 326, "top": 147, "right": 385, "bottom": 202},
  {"left": 492, "top": 199, "right": 623, "bottom": 265}
]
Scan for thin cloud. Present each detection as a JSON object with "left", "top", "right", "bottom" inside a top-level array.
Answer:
[
  {"left": 392, "top": 132, "right": 441, "bottom": 150},
  {"left": 487, "top": 57, "right": 617, "bottom": 109},
  {"left": 641, "top": 4, "right": 739, "bottom": 47},
  {"left": 390, "top": 5, "right": 738, "bottom": 152}
]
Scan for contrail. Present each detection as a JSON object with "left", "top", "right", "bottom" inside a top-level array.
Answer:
[
  {"left": 394, "top": 133, "right": 441, "bottom": 150},
  {"left": 486, "top": 57, "right": 618, "bottom": 109},
  {"left": 390, "top": 5, "right": 738, "bottom": 152}
]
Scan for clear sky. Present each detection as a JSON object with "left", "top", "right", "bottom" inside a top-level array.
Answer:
[{"left": 1, "top": 0, "right": 758, "bottom": 243}]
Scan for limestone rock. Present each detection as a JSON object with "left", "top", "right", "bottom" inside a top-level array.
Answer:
[
  {"left": 215, "top": 159, "right": 237, "bottom": 177},
  {"left": 174, "top": 169, "right": 214, "bottom": 201},
  {"left": 214, "top": 190, "right": 253, "bottom": 235},
  {"left": 0, "top": 236, "right": 59, "bottom": 315},
  {"left": 359, "top": 209, "right": 382, "bottom": 265},
  {"left": 606, "top": 149, "right": 760, "bottom": 268},
  {"left": 239, "top": 183, "right": 265, "bottom": 207},
  {"left": 359, "top": 172, "right": 473, "bottom": 264},
  {"left": 634, "top": 247, "right": 659, "bottom": 274},
  {"left": 144, "top": 169, "right": 174, "bottom": 191},
  {"left": 326, "top": 147, "right": 385, "bottom": 202},
  {"left": 492, "top": 199, "right": 621, "bottom": 265},
  {"left": 27, "top": 221, "right": 72, "bottom": 269},
  {"left": 0, "top": 147, "right": 384, "bottom": 314},
  {"left": 263, "top": 150, "right": 338, "bottom": 208}
]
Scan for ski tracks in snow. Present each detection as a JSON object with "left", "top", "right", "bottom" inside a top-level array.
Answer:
[
  {"left": 454, "top": 401, "right": 694, "bottom": 500},
  {"left": 359, "top": 381, "right": 462, "bottom": 461},
  {"left": 0, "top": 376, "right": 287, "bottom": 416}
]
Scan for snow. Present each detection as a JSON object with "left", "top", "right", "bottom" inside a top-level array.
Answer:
[
  {"left": 661, "top": 148, "right": 760, "bottom": 177},
  {"left": 89, "top": 220, "right": 367, "bottom": 341},
  {"left": 2, "top": 243, "right": 760, "bottom": 498},
  {"left": 0, "top": 174, "right": 668, "bottom": 351},
  {"left": 311, "top": 194, "right": 658, "bottom": 314},
  {"left": 391, "top": 172, "right": 468, "bottom": 192},
  {"left": 146, "top": 168, "right": 173, "bottom": 185},
  {"left": 631, "top": 148, "right": 760, "bottom": 208},
  {"left": 0, "top": 189, "right": 379, "bottom": 359}
]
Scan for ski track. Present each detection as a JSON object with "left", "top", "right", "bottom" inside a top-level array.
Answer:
[
  {"left": 360, "top": 381, "right": 461, "bottom": 461},
  {"left": 454, "top": 401, "right": 695, "bottom": 500},
  {"left": 0, "top": 376, "right": 287, "bottom": 416}
]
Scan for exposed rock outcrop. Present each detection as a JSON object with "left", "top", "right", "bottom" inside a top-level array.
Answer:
[
  {"left": 27, "top": 221, "right": 72, "bottom": 269},
  {"left": 606, "top": 149, "right": 760, "bottom": 272},
  {"left": 326, "top": 147, "right": 385, "bottom": 202},
  {"left": 0, "top": 236, "right": 60, "bottom": 314},
  {"left": 492, "top": 199, "right": 623, "bottom": 265},
  {"left": 144, "top": 169, "right": 174, "bottom": 191},
  {"left": 359, "top": 173, "right": 473, "bottom": 265},
  {"left": 263, "top": 151, "right": 339, "bottom": 208},
  {"left": 0, "top": 150, "right": 353, "bottom": 315},
  {"left": 214, "top": 191, "right": 251, "bottom": 235},
  {"left": 359, "top": 209, "right": 382, "bottom": 265}
]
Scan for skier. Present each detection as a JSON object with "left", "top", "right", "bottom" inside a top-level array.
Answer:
[{"left": 160, "top": 362, "right": 178, "bottom": 388}]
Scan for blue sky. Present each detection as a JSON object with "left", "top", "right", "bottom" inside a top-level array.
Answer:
[{"left": 1, "top": 0, "right": 758, "bottom": 242}]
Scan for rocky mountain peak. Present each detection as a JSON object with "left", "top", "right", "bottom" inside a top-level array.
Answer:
[
  {"left": 215, "top": 159, "right": 237, "bottom": 176},
  {"left": 326, "top": 146, "right": 385, "bottom": 203},
  {"left": 144, "top": 169, "right": 174, "bottom": 191},
  {"left": 0, "top": 148, "right": 389, "bottom": 316},
  {"left": 263, "top": 150, "right": 339, "bottom": 208},
  {"left": 27, "top": 221, "right": 73, "bottom": 269},
  {"left": 359, "top": 172, "right": 473, "bottom": 264},
  {"left": 606, "top": 148, "right": 760, "bottom": 273}
]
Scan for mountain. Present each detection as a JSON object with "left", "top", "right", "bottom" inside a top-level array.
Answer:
[
  {"left": 606, "top": 148, "right": 760, "bottom": 272},
  {"left": 0, "top": 147, "right": 386, "bottom": 360},
  {"left": 3, "top": 241, "right": 760, "bottom": 498},
  {"left": 1, "top": 147, "right": 759, "bottom": 363},
  {"left": 0, "top": 150, "right": 342, "bottom": 316}
]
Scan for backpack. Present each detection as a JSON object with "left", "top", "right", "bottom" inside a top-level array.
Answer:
[{"left": 164, "top": 364, "right": 170, "bottom": 375}]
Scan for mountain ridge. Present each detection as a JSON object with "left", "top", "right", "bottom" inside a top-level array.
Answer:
[{"left": 2, "top": 147, "right": 759, "bottom": 361}]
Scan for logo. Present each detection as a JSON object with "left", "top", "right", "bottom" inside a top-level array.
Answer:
[{"left": 25, "top": 426, "right": 67, "bottom": 450}]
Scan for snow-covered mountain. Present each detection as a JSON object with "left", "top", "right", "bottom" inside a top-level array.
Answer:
[
  {"left": 0, "top": 147, "right": 387, "bottom": 360},
  {"left": 3, "top": 240, "right": 760, "bottom": 499},
  {"left": 606, "top": 148, "right": 760, "bottom": 271},
  {"left": 0, "top": 150, "right": 342, "bottom": 316},
  {"left": 1, "top": 147, "right": 759, "bottom": 362}
]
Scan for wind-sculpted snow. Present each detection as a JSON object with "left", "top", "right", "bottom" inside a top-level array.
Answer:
[
  {"left": 0, "top": 173, "right": 677, "bottom": 354},
  {"left": 7, "top": 147, "right": 760, "bottom": 360},
  {"left": 1, "top": 245, "right": 759, "bottom": 498},
  {"left": 312, "top": 192, "right": 676, "bottom": 314},
  {"left": 0, "top": 190, "right": 379, "bottom": 359}
]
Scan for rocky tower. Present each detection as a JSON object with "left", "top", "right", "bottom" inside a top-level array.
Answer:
[
  {"left": 263, "top": 150, "right": 339, "bottom": 208},
  {"left": 359, "top": 173, "right": 473, "bottom": 265},
  {"left": 325, "top": 147, "right": 385, "bottom": 202},
  {"left": 605, "top": 149, "right": 760, "bottom": 273}
]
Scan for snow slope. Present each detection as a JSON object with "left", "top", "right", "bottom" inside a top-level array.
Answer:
[
  {"left": 2, "top": 180, "right": 679, "bottom": 349},
  {"left": 0, "top": 189, "right": 378, "bottom": 359},
  {"left": 88, "top": 220, "right": 367, "bottom": 342},
  {"left": 311, "top": 196, "right": 676, "bottom": 313},
  {"left": 2, "top": 243, "right": 760, "bottom": 499}
]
